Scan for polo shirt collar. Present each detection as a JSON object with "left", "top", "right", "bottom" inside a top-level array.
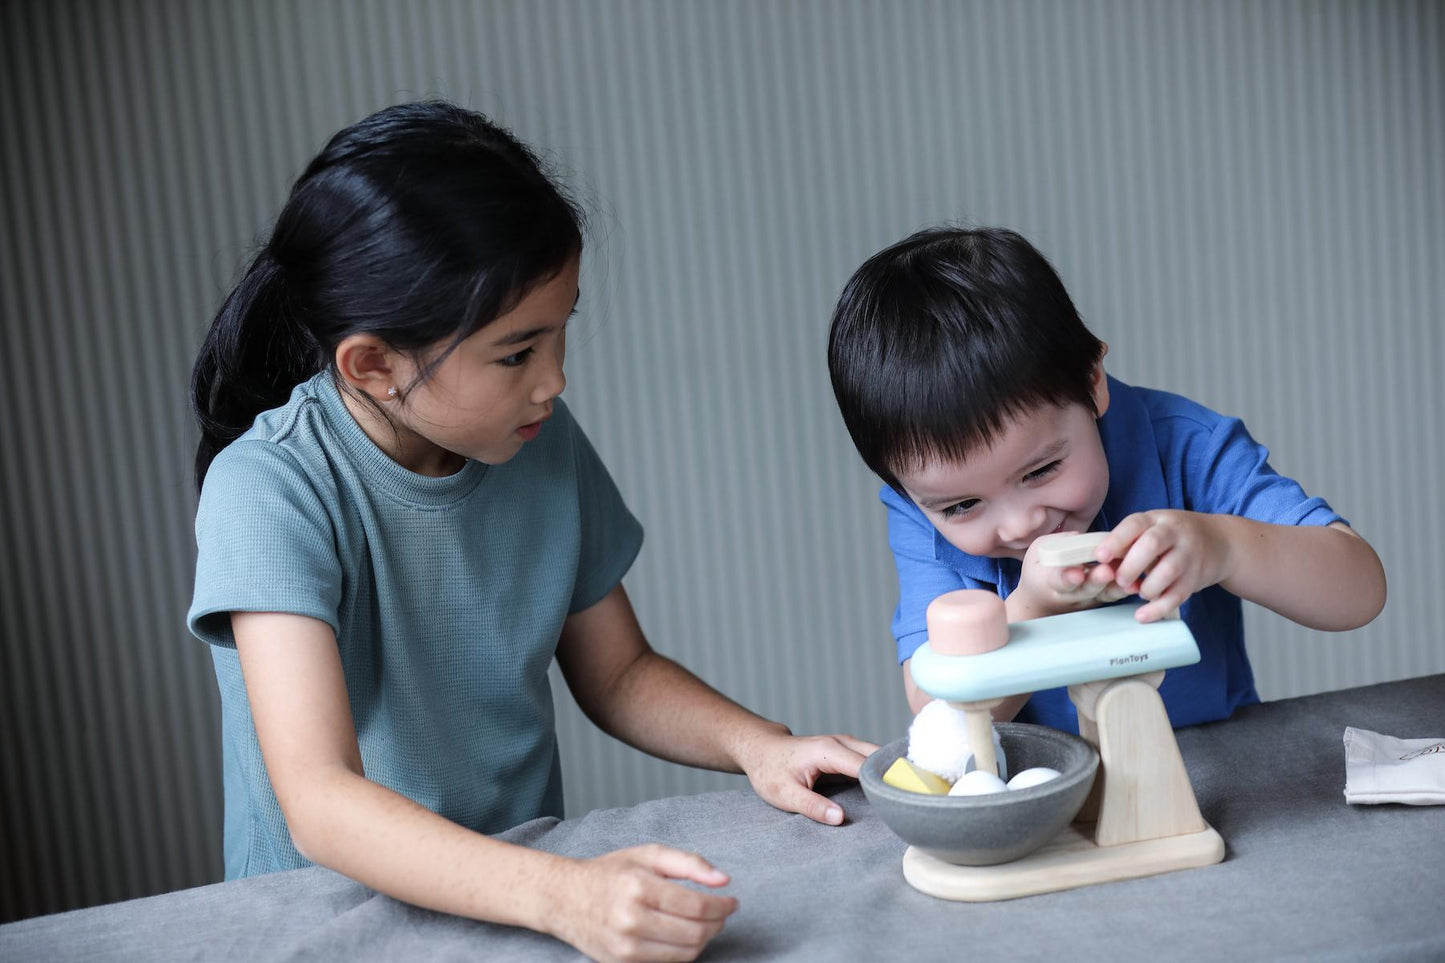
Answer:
[
  {"left": 934, "top": 533, "right": 1008, "bottom": 583},
  {"left": 1096, "top": 375, "right": 1169, "bottom": 526}
]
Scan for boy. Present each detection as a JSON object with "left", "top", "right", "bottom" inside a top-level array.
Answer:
[{"left": 827, "top": 226, "right": 1386, "bottom": 730}]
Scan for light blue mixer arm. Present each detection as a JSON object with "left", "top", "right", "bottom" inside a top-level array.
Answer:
[{"left": 908, "top": 602, "right": 1200, "bottom": 703}]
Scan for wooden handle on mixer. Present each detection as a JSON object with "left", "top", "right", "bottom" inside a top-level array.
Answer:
[
  {"left": 926, "top": 591, "right": 1009, "bottom": 777},
  {"left": 960, "top": 701, "right": 1001, "bottom": 777}
]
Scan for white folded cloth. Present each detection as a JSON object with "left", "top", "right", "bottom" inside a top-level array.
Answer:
[{"left": 1343, "top": 726, "right": 1445, "bottom": 805}]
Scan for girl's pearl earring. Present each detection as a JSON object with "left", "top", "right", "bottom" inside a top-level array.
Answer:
[{"left": 386, "top": 386, "right": 398, "bottom": 400}]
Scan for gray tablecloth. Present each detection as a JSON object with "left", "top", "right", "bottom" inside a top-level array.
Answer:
[{"left": 5, "top": 675, "right": 1444, "bottom": 962}]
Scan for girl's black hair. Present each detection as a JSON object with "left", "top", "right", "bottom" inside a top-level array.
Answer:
[
  {"left": 827, "top": 226, "right": 1105, "bottom": 494},
  {"left": 190, "top": 100, "right": 584, "bottom": 491}
]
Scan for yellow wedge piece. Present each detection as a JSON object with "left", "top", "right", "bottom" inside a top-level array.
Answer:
[{"left": 882, "top": 757, "right": 953, "bottom": 795}]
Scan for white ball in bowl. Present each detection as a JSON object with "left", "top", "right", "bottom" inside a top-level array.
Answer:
[
  {"left": 1006, "top": 767, "right": 1062, "bottom": 791},
  {"left": 948, "top": 769, "right": 1009, "bottom": 796}
]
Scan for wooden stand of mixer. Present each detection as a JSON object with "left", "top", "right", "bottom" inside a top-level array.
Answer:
[{"left": 903, "top": 671, "right": 1225, "bottom": 901}]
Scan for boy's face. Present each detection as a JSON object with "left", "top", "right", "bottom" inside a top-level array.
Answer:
[{"left": 894, "top": 383, "right": 1111, "bottom": 561}]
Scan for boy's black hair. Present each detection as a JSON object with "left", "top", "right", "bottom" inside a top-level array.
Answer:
[{"left": 827, "top": 226, "right": 1105, "bottom": 494}]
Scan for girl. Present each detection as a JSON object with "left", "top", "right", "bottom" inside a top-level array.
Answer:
[{"left": 188, "top": 101, "right": 875, "bottom": 963}]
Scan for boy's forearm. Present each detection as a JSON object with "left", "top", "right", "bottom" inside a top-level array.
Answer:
[
  {"left": 281, "top": 766, "right": 568, "bottom": 934},
  {"left": 1004, "top": 589, "right": 1058, "bottom": 623},
  {"left": 585, "top": 650, "right": 788, "bottom": 773},
  {"left": 1213, "top": 516, "right": 1386, "bottom": 630}
]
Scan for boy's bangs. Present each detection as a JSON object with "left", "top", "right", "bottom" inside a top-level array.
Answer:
[{"left": 882, "top": 363, "right": 1078, "bottom": 479}]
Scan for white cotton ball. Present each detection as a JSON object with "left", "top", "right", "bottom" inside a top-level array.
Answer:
[
  {"left": 948, "top": 769, "right": 1009, "bottom": 796},
  {"left": 907, "top": 700, "right": 976, "bottom": 783},
  {"left": 1006, "top": 767, "right": 1062, "bottom": 791},
  {"left": 907, "top": 699, "right": 1008, "bottom": 783}
]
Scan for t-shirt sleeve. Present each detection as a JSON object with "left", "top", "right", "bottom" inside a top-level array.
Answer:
[
  {"left": 187, "top": 441, "right": 344, "bottom": 648},
  {"left": 883, "top": 485, "right": 970, "bottom": 664},
  {"left": 566, "top": 414, "right": 645, "bottom": 614},
  {"left": 1183, "top": 416, "right": 1346, "bottom": 528}
]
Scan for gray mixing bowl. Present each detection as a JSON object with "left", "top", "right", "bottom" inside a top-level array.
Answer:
[{"left": 860, "top": 723, "right": 1098, "bottom": 866}]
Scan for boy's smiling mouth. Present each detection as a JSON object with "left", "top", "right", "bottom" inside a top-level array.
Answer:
[
  {"left": 1024, "top": 518, "right": 1070, "bottom": 549},
  {"left": 1003, "top": 518, "right": 1070, "bottom": 556}
]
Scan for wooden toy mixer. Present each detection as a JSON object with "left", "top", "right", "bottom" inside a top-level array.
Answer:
[{"left": 904, "top": 543, "right": 1225, "bottom": 900}]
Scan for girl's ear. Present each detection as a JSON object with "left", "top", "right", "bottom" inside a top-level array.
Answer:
[
  {"left": 335, "top": 335, "right": 399, "bottom": 402},
  {"left": 1089, "top": 343, "right": 1110, "bottom": 417}
]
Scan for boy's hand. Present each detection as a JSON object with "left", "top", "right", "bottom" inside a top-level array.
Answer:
[
  {"left": 549, "top": 845, "right": 737, "bottom": 963},
  {"left": 733, "top": 727, "right": 878, "bottom": 826},
  {"left": 1096, "top": 510, "right": 1233, "bottom": 622},
  {"left": 1012, "top": 532, "right": 1133, "bottom": 619}
]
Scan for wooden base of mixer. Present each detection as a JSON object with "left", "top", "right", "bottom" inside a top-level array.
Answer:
[{"left": 903, "top": 823, "right": 1224, "bottom": 901}]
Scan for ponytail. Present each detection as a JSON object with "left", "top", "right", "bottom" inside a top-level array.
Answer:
[{"left": 190, "top": 249, "right": 324, "bottom": 491}]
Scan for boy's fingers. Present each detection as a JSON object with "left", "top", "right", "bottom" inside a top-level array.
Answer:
[
  {"left": 1097, "top": 582, "right": 1133, "bottom": 603},
  {"left": 1115, "top": 527, "right": 1167, "bottom": 589},
  {"left": 1044, "top": 565, "right": 1085, "bottom": 593},
  {"left": 1136, "top": 581, "right": 1186, "bottom": 621},
  {"left": 1096, "top": 514, "right": 1147, "bottom": 562},
  {"left": 1138, "top": 552, "right": 1183, "bottom": 601},
  {"left": 1137, "top": 599, "right": 1178, "bottom": 622}
]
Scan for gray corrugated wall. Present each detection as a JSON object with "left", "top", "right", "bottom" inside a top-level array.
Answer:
[{"left": 2, "top": 0, "right": 1440, "bottom": 922}]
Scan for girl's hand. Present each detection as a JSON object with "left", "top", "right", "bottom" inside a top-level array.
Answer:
[
  {"left": 1096, "top": 510, "right": 1233, "bottom": 622},
  {"left": 734, "top": 727, "right": 878, "bottom": 825},
  {"left": 1012, "top": 532, "right": 1133, "bottom": 620},
  {"left": 549, "top": 845, "right": 737, "bottom": 963}
]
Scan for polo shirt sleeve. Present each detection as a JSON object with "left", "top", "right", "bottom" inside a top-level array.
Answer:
[
  {"left": 187, "top": 441, "right": 344, "bottom": 648},
  {"left": 566, "top": 415, "right": 645, "bottom": 614},
  {"left": 883, "top": 485, "right": 970, "bottom": 664},
  {"left": 1183, "top": 415, "right": 1346, "bottom": 528}
]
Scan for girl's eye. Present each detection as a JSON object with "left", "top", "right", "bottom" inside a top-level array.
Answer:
[
  {"left": 499, "top": 347, "right": 535, "bottom": 368},
  {"left": 1024, "top": 460, "right": 1061, "bottom": 483},
  {"left": 941, "top": 499, "right": 979, "bottom": 520}
]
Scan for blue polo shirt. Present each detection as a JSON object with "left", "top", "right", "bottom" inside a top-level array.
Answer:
[{"left": 884, "top": 376, "right": 1344, "bottom": 732}]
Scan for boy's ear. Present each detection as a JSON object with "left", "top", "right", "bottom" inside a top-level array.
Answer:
[
  {"left": 1089, "top": 344, "right": 1110, "bottom": 417},
  {"left": 335, "top": 334, "right": 399, "bottom": 403}
]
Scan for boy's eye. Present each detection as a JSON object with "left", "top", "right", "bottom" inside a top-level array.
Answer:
[
  {"left": 499, "top": 347, "right": 535, "bottom": 367},
  {"left": 1024, "top": 460, "right": 1061, "bottom": 483},
  {"left": 941, "top": 499, "right": 979, "bottom": 519}
]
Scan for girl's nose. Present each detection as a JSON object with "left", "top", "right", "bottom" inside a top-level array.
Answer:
[{"left": 532, "top": 357, "right": 565, "bottom": 404}]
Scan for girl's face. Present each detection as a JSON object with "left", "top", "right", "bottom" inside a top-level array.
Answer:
[
  {"left": 892, "top": 387, "right": 1111, "bottom": 561},
  {"left": 372, "top": 258, "right": 579, "bottom": 473}
]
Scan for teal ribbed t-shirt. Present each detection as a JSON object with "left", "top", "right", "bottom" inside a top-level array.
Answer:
[{"left": 187, "top": 373, "right": 643, "bottom": 879}]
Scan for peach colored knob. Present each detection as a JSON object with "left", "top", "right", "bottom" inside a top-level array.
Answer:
[{"left": 926, "top": 589, "right": 1008, "bottom": 656}]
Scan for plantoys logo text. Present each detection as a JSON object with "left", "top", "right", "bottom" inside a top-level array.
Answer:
[{"left": 1108, "top": 653, "right": 1149, "bottom": 667}]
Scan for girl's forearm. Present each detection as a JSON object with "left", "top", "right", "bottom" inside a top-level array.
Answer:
[
  {"left": 584, "top": 651, "right": 787, "bottom": 773},
  {"left": 1214, "top": 517, "right": 1386, "bottom": 630},
  {"left": 281, "top": 765, "right": 568, "bottom": 933}
]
